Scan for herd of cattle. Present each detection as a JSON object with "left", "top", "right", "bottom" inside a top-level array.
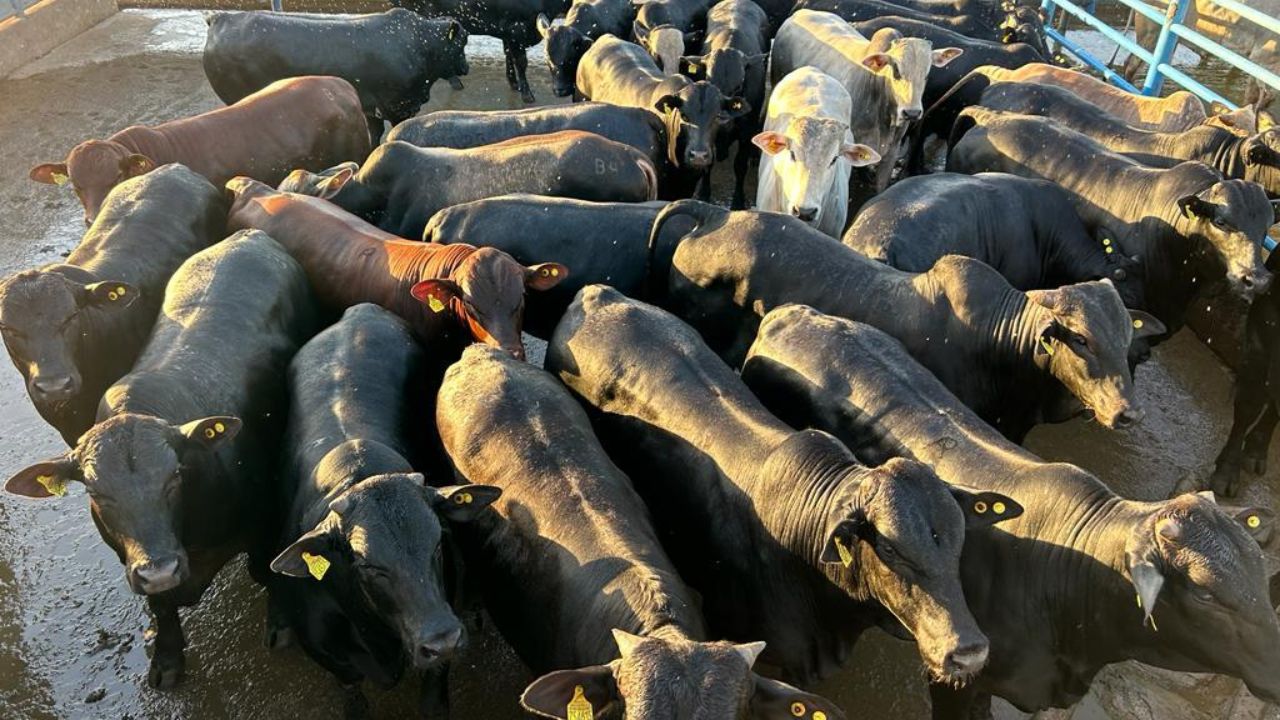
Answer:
[{"left": 4, "top": 0, "right": 1280, "bottom": 718}]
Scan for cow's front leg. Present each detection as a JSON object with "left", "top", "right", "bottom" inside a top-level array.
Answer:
[
  {"left": 510, "top": 43, "right": 535, "bottom": 103},
  {"left": 418, "top": 662, "right": 451, "bottom": 720},
  {"left": 146, "top": 597, "right": 186, "bottom": 689},
  {"left": 502, "top": 42, "right": 519, "bottom": 91},
  {"left": 696, "top": 169, "right": 712, "bottom": 202},
  {"left": 1241, "top": 402, "right": 1277, "bottom": 476},
  {"left": 731, "top": 138, "right": 751, "bottom": 209}
]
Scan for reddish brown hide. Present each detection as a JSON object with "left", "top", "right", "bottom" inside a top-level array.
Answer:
[
  {"left": 31, "top": 76, "right": 371, "bottom": 224},
  {"left": 226, "top": 177, "right": 566, "bottom": 360}
]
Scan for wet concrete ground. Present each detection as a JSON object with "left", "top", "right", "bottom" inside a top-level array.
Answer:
[{"left": 0, "top": 9, "right": 1274, "bottom": 720}]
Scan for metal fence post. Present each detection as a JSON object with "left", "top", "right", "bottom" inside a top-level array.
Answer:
[{"left": 1141, "top": 0, "right": 1191, "bottom": 95}]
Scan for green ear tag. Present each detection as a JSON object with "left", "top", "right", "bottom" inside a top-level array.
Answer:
[
  {"left": 567, "top": 685, "right": 593, "bottom": 720},
  {"left": 51, "top": 173, "right": 69, "bottom": 186},
  {"left": 427, "top": 295, "right": 445, "bottom": 313},
  {"left": 833, "top": 535, "right": 854, "bottom": 568},
  {"left": 36, "top": 474, "right": 67, "bottom": 497},
  {"left": 301, "top": 552, "right": 330, "bottom": 581}
]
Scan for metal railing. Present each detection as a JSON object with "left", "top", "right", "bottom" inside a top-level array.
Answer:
[
  {"left": 1, "top": 0, "right": 37, "bottom": 21},
  {"left": 1039, "top": 0, "right": 1280, "bottom": 108}
]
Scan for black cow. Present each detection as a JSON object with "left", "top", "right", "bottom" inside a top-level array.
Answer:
[
  {"left": 389, "top": 0, "right": 568, "bottom": 104},
  {"left": 422, "top": 195, "right": 695, "bottom": 335},
  {"left": 845, "top": 172, "right": 1144, "bottom": 307},
  {"left": 536, "top": 0, "right": 635, "bottom": 97},
  {"left": 202, "top": 9, "right": 469, "bottom": 145},
  {"left": 971, "top": 81, "right": 1280, "bottom": 197},
  {"left": 632, "top": 0, "right": 716, "bottom": 43},
  {"left": 5, "top": 230, "right": 314, "bottom": 689},
  {"left": 576, "top": 34, "right": 749, "bottom": 200},
  {"left": 679, "top": 0, "right": 770, "bottom": 208},
  {"left": 741, "top": 303, "right": 1280, "bottom": 718},
  {"left": 650, "top": 200, "right": 1157, "bottom": 441},
  {"left": 437, "top": 343, "right": 847, "bottom": 719},
  {"left": 546, "top": 285, "right": 1021, "bottom": 686},
  {"left": 947, "top": 107, "right": 1275, "bottom": 335},
  {"left": 795, "top": 0, "right": 1038, "bottom": 49},
  {"left": 278, "top": 132, "right": 657, "bottom": 238},
  {"left": 0, "top": 164, "right": 224, "bottom": 445},
  {"left": 269, "top": 303, "right": 498, "bottom": 718}
]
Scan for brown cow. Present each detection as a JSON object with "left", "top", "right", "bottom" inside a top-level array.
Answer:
[
  {"left": 225, "top": 177, "right": 566, "bottom": 360},
  {"left": 32, "top": 76, "right": 370, "bottom": 225}
]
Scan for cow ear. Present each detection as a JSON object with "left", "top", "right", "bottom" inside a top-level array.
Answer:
[
  {"left": 30, "top": 163, "right": 70, "bottom": 186},
  {"left": 410, "top": 278, "right": 462, "bottom": 314},
  {"left": 315, "top": 165, "right": 355, "bottom": 200},
  {"left": 841, "top": 143, "right": 881, "bottom": 168},
  {"left": 270, "top": 525, "right": 338, "bottom": 580},
  {"left": 447, "top": 19, "right": 462, "bottom": 41},
  {"left": 1126, "top": 518, "right": 1169, "bottom": 630},
  {"left": 82, "top": 281, "right": 139, "bottom": 309},
  {"left": 654, "top": 93, "right": 683, "bottom": 114},
  {"left": 1033, "top": 318, "right": 1062, "bottom": 357},
  {"left": 632, "top": 20, "right": 650, "bottom": 43},
  {"left": 432, "top": 484, "right": 502, "bottom": 522},
  {"left": 526, "top": 263, "right": 569, "bottom": 291},
  {"left": 5, "top": 456, "right": 80, "bottom": 499},
  {"left": 179, "top": 416, "right": 242, "bottom": 450},
  {"left": 1225, "top": 506, "right": 1275, "bottom": 547},
  {"left": 949, "top": 486, "right": 1023, "bottom": 528},
  {"left": 1176, "top": 194, "right": 1216, "bottom": 221},
  {"left": 932, "top": 47, "right": 964, "bottom": 67},
  {"left": 120, "top": 154, "right": 155, "bottom": 178},
  {"left": 678, "top": 55, "right": 704, "bottom": 78},
  {"left": 751, "top": 131, "right": 789, "bottom": 156},
  {"left": 537, "top": 13, "right": 552, "bottom": 37},
  {"left": 521, "top": 665, "right": 619, "bottom": 720},
  {"left": 819, "top": 517, "right": 866, "bottom": 566},
  {"left": 749, "top": 675, "right": 848, "bottom": 720},
  {"left": 861, "top": 53, "right": 892, "bottom": 73},
  {"left": 1128, "top": 310, "right": 1165, "bottom": 340},
  {"left": 721, "top": 96, "right": 751, "bottom": 120}
]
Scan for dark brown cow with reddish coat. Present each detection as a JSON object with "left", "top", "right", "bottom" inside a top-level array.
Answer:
[
  {"left": 32, "top": 76, "right": 371, "bottom": 225},
  {"left": 225, "top": 177, "right": 566, "bottom": 360}
]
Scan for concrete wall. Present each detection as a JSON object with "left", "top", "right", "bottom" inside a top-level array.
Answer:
[{"left": 0, "top": 0, "right": 118, "bottom": 78}]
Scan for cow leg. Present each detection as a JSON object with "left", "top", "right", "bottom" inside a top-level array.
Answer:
[
  {"left": 928, "top": 682, "right": 984, "bottom": 720},
  {"left": 510, "top": 42, "right": 535, "bottom": 104},
  {"left": 503, "top": 43, "right": 519, "bottom": 90},
  {"left": 1241, "top": 402, "right": 1277, "bottom": 476},
  {"left": 695, "top": 169, "right": 712, "bottom": 202},
  {"left": 1210, "top": 395, "right": 1269, "bottom": 497},
  {"left": 365, "top": 112, "right": 384, "bottom": 147},
  {"left": 731, "top": 138, "right": 751, "bottom": 210},
  {"left": 146, "top": 597, "right": 186, "bottom": 689},
  {"left": 418, "top": 662, "right": 451, "bottom": 720}
]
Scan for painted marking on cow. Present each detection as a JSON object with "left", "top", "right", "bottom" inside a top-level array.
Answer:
[
  {"left": 567, "top": 685, "right": 593, "bottom": 720},
  {"left": 301, "top": 552, "right": 330, "bottom": 581},
  {"left": 36, "top": 474, "right": 67, "bottom": 497}
]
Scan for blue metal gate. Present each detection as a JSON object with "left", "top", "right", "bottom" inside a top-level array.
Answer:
[{"left": 1, "top": 0, "right": 39, "bottom": 21}]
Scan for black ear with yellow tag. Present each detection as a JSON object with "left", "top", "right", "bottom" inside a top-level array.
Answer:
[
  {"left": 179, "top": 416, "right": 243, "bottom": 450},
  {"left": 721, "top": 96, "right": 751, "bottom": 121},
  {"left": 949, "top": 487, "right": 1023, "bottom": 529},
  {"left": 1176, "top": 194, "right": 1216, "bottom": 221},
  {"left": 83, "top": 281, "right": 139, "bottom": 309},
  {"left": 521, "top": 665, "right": 619, "bottom": 720},
  {"left": 819, "top": 517, "right": 867, "bottom": 567},
  {"left": 1228, "top": 506, "right": 1275, "bottom": 546},
  {"left": 749, "top": 675, "right": 848, "bottom": 720},
  {"left": 433, "top": 484, "right": 502, "bottom": 522}
]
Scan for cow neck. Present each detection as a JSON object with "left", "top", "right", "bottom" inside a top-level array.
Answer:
[
  {"left": 389, "top": 242, "right": 476, "bottom": 289},
  {"left": 1209, "top": 134, "right": 1247, "bottom": 179},
  {"left": 987, "top": 288, "right": 1051, "bottom": 390},
  {"left": 1037, "top": 218, "right": 1110, "bottom": 288}
]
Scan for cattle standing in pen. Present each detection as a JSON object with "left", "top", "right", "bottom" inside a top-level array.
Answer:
[
  {"left": 741, "top": 303, "right": 1280, "bottom": 719},
  {"left": 794, "top": 0, "right": 1029, "bottom": 47},
  {"left": 4, "top": 230, "right": 314, "bottom": 690},
  {"left": 226, "top": 178, "right": 567, "bottom": 361},
  {"left": 536, "top": 0, "right": 636, "bottom": 97},
  {"left": 754, "top": 67, "right": 881, "bottom": 237},
  {"left": 438, "top": 344, "right": 848, "bottom": 720},
  {"left": 947, "top": 107, "right": 1275, "bottom": 336},
  {"left": 30, "top": 76, "right": 370, "bottom": 224},
  {"left": 202, "top": 10, "right": 469, "bottom": 145},
  {"left": 0, "top": 164, "right": 224, "bottom": 445},
  {"left": 650, "top": 200, "right": 1157, "bottom": 441},
  {"left": 270, "top": 303, "right": 498, "bottom": 719},
  {"left": 546, "top": 285, "right": 1022, "bottom": 686},
  {"left": 576, "top": 34, "right": 751, "bottom": 200}
]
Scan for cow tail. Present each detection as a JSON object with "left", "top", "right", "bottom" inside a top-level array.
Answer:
[
  {"left": 638, "top": 158, "right": 659, "bottom": 201},
  {"left": 643, "top": 199, "right": 721, "bottom": 300}
]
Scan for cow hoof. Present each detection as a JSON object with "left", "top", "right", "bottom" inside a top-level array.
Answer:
[
  {"left": 1244, "top": 456, "right": 1268, "bottom": 476},
  {"left": 147, "top": 656, "right": 185, "bottom": 690},
  {"left": 1169, "top": 472, "right": 1206, "bottom": 498},
  {"left": 264, "top": 624, "right": 294, "bottom": 650},
  {"left": 1209, "top": 468, "right": 1243, "bottom": 498},
  {"left": 521, "top": 89, "right": 536, "bottom": 104},
  {"left": 448, "top": 76, "right": 465, "bottom": 91}
]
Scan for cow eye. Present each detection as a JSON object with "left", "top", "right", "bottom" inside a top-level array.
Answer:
[
  {"left": 1070, "top": 332, "right": 1089, "bottom": 347},
  {"left": 1211, "top": 217, "right": 1229, "bottom": 230},
  {"left": 788, "top": 149, "right": 796, "bottom": 162}
]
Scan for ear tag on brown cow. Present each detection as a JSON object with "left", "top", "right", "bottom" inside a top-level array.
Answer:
[
  {"left": 301, "top": 552, "right": 330, "bottom": 581},
  {"left": 833, "top": 535, "right": 854, "bottom": 568},
  {"left": 453, "top": 492, "right": 473, "bottom": 505},
  {"left": 1039, "top": 338, "right": 1055, "bottom": 356},
  {"left": 567, "top": 685, "right": 593, "bottom": 720},
  {"left": 791, "top": 701, "right": 806, "bottom": 717},
  {"left": 427, "top": 294, "right": 446, "bottom": 313},
  {"left": 36, "top": 474, "right": 67, "bottom": 498},
  {"left": 51, "top": 173, "right": 69, "bottom": 186}
]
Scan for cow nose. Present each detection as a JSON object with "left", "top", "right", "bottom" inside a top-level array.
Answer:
[
  {"left": 31, "top": 375, "right": 76, "bottom": 401},
  {"left": 415, "top": 626, "right": 463, "bottom": 668},
  {"left": 902, "top": 108, "right": 923, "bottom": 121},
  {"left": 131, "top": 557, "right": 182, "bottom": 595},
  {"left": 791, "top": 206, "right": 818, "bottom": 222},
  {"left": 943, "top": 643, "right": 989, "bottom": 676},
  {"left": 687, "top": 149, "right": 712, "bottom": 168},
  {"left": 1114, "top": 407, "right": 1144, "bottom": 428}
]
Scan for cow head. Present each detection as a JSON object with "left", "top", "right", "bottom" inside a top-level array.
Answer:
[
  {"left": 410, "top": 247, "right": 567, "bottom": 360},
  {"left": 1174, "top": 177, "right": 1273, "bottom": 299},
  {"left": 539, "top": 15, "right": 592, "bottom": 97},
  {"left": 859, "top": 33, "right": 960, "bottom": 125},
  {"left": 433, "top": 18, "right": 470, "bottom": 81},
  {"left": 681, "top": 48, "right": 765, "bottom": 99},
  {"left": 5, "top": 413, "right": 241, "bottom": 595},
  {"left": 655, "top": 80, "right": 749, "bottom": 171},
  {"left": 1240, "top": 129, "right": 1280, "bottom": 198},
  {"left": 636, "top": 23, "right": 687, "bottom": 76},
  {"left": 272, "top": 462, "right": 499, "bottom": 671},
  {"left": 821, "top": 456, "right": 1022, "bottom": 686},
  {"left": 0, "top": 269, "right": 138, "bottom": 407},
  {"left": 1124, "top": 492, "right": 1280, "bottom": 704},
  {"left": 277, "top": 162, "right": 358, "bottom": 201},
  {"left": 31, "top": 140, "right": 156, "bottom": 225},
  {"left": 1026, "top": 280, "right": 1162, "bottom": 428},
  {"left": 522, "top": 630, "right": 847, "bottom": 719},
  {"left": 1205, "top": 101, "right": 1258, "bottom": 136},
  {"left": 752, "top": 118, "right": 879, "bottom": 226}
]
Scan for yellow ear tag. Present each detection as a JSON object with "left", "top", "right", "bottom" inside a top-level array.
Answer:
[
  {"left": 301, "top": 552, "right": 330, "bottom": 581},
  {"left": 833, "top": 535, "right": 853, "bottom": 568},
  {"left": 204, "top": 427, "right": 216, "bottom": 439},
  {"left": 974, "top": 500, "right": 989, "bottom": 514},
  {"left": 427, "top": 295, "right": 445, "bottom": 313},
  {"left": 567, "top": 685, "right": 594, "bottom": 720},
  {"left": 453, "top": 492, "right": 473, "bottom": 505},
  {"left": 1136, "top": 593, "right": 1142, "bottom": 608},
  {"left": 1039, "top": 338, "right": 1055, "bottom": 356},
  {"left": 814, "top": 713, "right": 827, "bottom": 720},
  {"left": 689, "top": 62, "right": 700, "bottom": 73},
  {"left": 51, "top": 173, "right": 69, "bottom": 186},
  {"left": 1248, "top": 515, "right": 1261, "bottom": 528},
  {"left": 992, "top": 501, "right": 1006, "bottom": 515},
  {"left": 549, "top": 267, "right": 559, "bottom": 277},
  {"left": 214, "top": 422, "right": 225, "bottom": 433},
  {"left": 1133, "top": 319, "right": 1143, "bottom": 330},
  {"left": 1102, "top": 238, "right": 1111, "bottom": 246},
  {"left": 1105, "top": 246, "right": 1114, "bottom": 254},
  {"left": 108, "top": 290, "right": 120, "bottom": 302},
  {"left": 791, "top": 701, "right": 807, "bottom": 717},
  {"left": 36, "top": 474, "right": 67, "bottom": 498}
]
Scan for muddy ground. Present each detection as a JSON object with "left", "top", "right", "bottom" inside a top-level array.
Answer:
[{"left": 0, "top": 10, "right": 1275, "bottom": 720}]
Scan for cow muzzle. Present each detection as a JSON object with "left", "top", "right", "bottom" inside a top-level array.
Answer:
[
  {"left": 685, "top": 149, "right": 712, "bottom": 170},
  {"left": 29, "top": 373, "right": 79, "bottom": 403},
  {"left": 942, "top": 642, "right": 989, "bottom": 679},
  {"left": 1233, "top": 266, "right": 1272, "bottom": 298},
  {"left": 412, "top": 625, "right": 463, "bottom": 670},
  {"left": 791, "top": 205, "right": 819, "bottom": 223},
  {"left": 127, "top": 555, "right": 185, "bottom": 595}
]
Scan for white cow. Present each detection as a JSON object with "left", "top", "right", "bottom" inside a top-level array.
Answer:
[{"left": 754, "top": 66, "right": 880, "bottom": 238}]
